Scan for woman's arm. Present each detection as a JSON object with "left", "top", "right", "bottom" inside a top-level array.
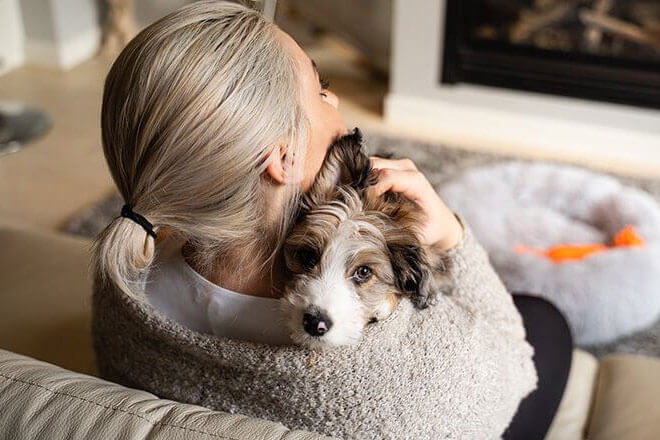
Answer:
[{"left": 433, "top": 213, "right": 528, "bottom": 340}]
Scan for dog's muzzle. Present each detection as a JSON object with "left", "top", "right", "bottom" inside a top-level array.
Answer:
[{"left": 303, "top": 310, "right": 333, "bottom": 337}]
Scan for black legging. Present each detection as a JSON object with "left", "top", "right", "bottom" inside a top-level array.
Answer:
[{"left": 502, "top": 293, "right": 573, "bottom": 440}]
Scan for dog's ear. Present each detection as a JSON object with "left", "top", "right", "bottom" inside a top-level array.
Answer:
[
  {"left": 305, "top": 128, "right": 375, "bottom": 207},
  {"left": 366, "top": 188, "right": 438, "bottom": 309},
  {"left": 332, "top": 128, "right": 373, "bottom": 191},
  {"left": 386, "top": 233, "right": 437, "bottom": 310}
]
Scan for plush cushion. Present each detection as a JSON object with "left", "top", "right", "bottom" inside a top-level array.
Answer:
[
  {"left": 440, "top": 161, "right": 660, "bottom": 345},
  {"left": 0, "top": 226, "right": 96, "bottom": 375},
  {"left": 0, "top": 348, "right": 330, "bottom": 440},
  {"left": 587, "top": 354, "right": 660, "bottom": 440},
  {"left": 544, "top": 349, "right": 599, "bottom": 440}
]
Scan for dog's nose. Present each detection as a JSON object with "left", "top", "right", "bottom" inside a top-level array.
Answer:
[{"left": 303, "top": 311, "right": 333, "bottom": 336}]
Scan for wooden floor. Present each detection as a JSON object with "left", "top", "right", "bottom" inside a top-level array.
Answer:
[{"left": 0, "top": 54, "right": 117, "bottom": 232}]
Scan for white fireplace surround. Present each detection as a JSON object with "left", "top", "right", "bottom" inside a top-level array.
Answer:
[{"left": 385, "top": 0, "right": 660, "bottom": 177}]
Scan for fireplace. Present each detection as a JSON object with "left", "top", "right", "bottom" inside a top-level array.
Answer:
[{"left": 441, "top": 0, "right": 660, "bottom": 109}]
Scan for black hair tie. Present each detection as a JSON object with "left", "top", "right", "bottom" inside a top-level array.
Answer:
[{"left": 120, "top": 204, "right": 157, "bottom": 239}]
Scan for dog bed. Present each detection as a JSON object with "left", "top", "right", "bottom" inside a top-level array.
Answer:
[{"left": 439, "top": 161, "right": 660, "bottom": 345}]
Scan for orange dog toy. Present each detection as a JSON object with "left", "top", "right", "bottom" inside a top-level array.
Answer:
[{"left": 515, "top": 225, "right": 645, "bottom": 263}]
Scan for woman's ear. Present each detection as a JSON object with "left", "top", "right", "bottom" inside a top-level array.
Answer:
[{"left": 264, "top": 143, "right": 288, "bottom": 185}]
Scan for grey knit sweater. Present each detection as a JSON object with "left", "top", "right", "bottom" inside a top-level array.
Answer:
[{"left": 92, "top": 218, "right": 537, "bottom": 439}]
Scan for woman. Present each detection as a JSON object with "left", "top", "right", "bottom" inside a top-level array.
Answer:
[{"left": 91, "top": 1, "right": 572, "bottom": 438}]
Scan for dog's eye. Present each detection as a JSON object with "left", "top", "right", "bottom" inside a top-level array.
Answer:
[
  {"left": 295, "top": 247, "right": 319, "bottom": 271},
  {"left": 352, "top": 265, "right": 373, "bottom": 284}
]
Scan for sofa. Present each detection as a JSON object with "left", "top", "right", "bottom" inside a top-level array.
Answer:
[{"left": 1, "top": 224, "right": 659, "bottom": 439}]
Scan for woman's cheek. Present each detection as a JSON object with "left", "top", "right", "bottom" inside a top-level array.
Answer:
[
  {"left": 301, "top": 142, "right": 328, "bottom": 190},
  {"left": 299, "top": 101, "right": 347, "bottom": 190}
]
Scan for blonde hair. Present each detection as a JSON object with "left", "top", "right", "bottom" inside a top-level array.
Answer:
[{"left": 91, "top": 0, "right": 308, "bottom": 300}]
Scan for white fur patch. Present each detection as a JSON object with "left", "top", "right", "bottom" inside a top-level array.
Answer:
[{"left": 283, "top": 220, "right": 368, "bottom": 347}]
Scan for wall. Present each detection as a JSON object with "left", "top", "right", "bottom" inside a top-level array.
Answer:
[
  {"left": 20, "top": 0, "right": 101, "bottom": 69},
  {"left": 0, "top": 0, "right": 26, "bottom": 75}
]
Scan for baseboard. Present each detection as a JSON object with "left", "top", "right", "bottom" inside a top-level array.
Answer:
[
  {"left": 0, "top": 51, "right": 25, "bottom": 76},
  {"left": 384, "top": 88, "right": 660, "bottom": 178}
]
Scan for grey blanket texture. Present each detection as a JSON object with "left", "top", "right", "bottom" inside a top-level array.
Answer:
[{"left": 92, "top": 219, "right": 537, "bottom": 439}]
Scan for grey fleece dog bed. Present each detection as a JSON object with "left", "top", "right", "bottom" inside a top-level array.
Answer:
[{"left": 439, "top": 161, "right": 660, "bottom": 345}]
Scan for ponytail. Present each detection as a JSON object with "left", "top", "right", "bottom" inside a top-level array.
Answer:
[{"left": 91, "top": 212, "right": 158, "bottom": 302}]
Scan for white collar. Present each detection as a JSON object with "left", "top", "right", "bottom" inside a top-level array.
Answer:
[{"left": 145, "top": 239, "right": 293, "bottom": 345}]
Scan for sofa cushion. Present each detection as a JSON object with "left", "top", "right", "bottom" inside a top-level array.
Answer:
[
  {"left": 0, "top": 226, "right": 95, "bottom": 375},
  {"left": 0, "top": 348, "right": 330, "bottom": 440},
  {"left": 544, "top": 349, "right": 599, "bottom": 440},
  {"left": 587, "top": 354, "right": 660, "bottom": 440}
]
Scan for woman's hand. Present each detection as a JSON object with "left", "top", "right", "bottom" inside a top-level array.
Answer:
[{"left": 367, "top": 156, "right": 464, "bottom": 251}]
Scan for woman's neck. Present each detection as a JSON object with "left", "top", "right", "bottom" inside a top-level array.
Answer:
[{"left": 181, "top": 241, "right": 286, "bottom": 299}]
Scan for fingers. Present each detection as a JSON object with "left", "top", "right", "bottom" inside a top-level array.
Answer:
[
  {"left": 367, "top": 168, "right": 426, "bottom": 199},
  {"left": 369, "top": 156, "right": 418, "bottom": 172},
  {"left": 367, "top": 155, "right": 460, "bottom": 249}
]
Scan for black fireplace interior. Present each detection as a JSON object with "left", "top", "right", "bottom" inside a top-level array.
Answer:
[{"left": 442, "top": 0, "right": 660, "bottom": 109}]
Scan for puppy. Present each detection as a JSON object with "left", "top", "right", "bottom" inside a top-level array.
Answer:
[{"left": 280, "top": 129, "right": 453, "bottom": 348}]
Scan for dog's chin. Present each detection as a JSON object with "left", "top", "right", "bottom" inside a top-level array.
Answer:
[
  {"left": 280, "top": 284, "right": 367, "bottom": 348},
  {"left": 288, "top": 325, "right": 363, "bottom": 349},
  {"left": 280, "top": 304, "right": 364, "bottom": 349}
]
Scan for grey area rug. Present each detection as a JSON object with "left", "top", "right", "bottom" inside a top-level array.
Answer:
[{"left": 63, "top": 132, "right": 660, "bottom": 359}]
